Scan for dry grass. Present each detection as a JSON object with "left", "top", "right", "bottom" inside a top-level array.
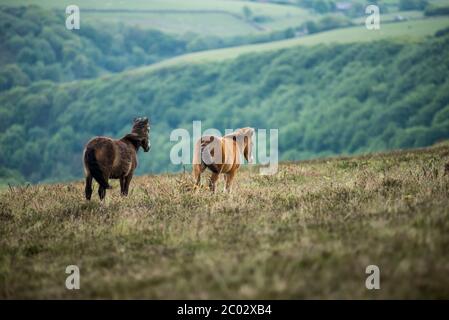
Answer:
[{"left": 1, "top": 144, "right": 449, "bottom": 299}]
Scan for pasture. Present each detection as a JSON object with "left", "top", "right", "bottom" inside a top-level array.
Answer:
[
  {"left": 3, "top": 0, "right": 448, "bottom": 37},
  {"left": 124, "top": 17, "right": 449, "bottom": 76},
  {"left": 1, "top": 0, "right": 315, "bottom": 36},
  {"left": 1, "top": 143, "right": 449, "bottom": 299}
]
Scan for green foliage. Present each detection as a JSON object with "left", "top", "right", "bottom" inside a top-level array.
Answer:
[
  {"left": 0, "top": 167, "right": 25, "bottom": 185},
  {"left": 298, "top": 0, "right": 336, "bottom": 13},
  {"left": 1, "top": 30, "right": 449, "bottom": 183},
  {"left": 0, "top": 5, "right": 189, "bottom": 90},
  {"left": 242, "top": 6, "right": 253, "bottom": 21},
  {"left": 425, "top": 4, "right": 449, "bottom": 16},
  {"left": 296, "top": 0, "right": 387, "bottom": 17},
  {"left": 303, "top": 14, "right": 353, "bottom": 34},
  {"left": 399, "top": 0, "right": 428, "bottom": 11},
  {"left": 0, "top": 4, "right": 347, "bottom": 93}
]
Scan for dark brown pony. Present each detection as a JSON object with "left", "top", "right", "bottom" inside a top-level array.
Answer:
[
  {"left": 192, "top": 127, "right": 254, "bottom": 192},
  {"left": 83, "top": 117, "right": 150, "bottom": 200}
]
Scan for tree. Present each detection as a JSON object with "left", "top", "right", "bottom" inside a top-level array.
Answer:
[
  {"left": 399, "top": 0, "right": 428, "bottom": 10},
  {"left": 243, "top": 6, "right": 253, "bottom": 21}
]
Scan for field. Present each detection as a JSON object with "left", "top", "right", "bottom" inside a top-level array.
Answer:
[
  {"left": 82, "top": 12, "right": 257, "bottom": 37},
  {"left": 0, "top": 0, "right": 315, "bottom": 36},
  {"left": 1, "top": 0, "right": 449, "bottom": 300},
  {"left": 1, "top": 143, "right": 449, "bottom": 299},
  {"left": 352, "top": 10, "right": 425, "bottom": 24},
  {"left": 3, "top": 0, "right": 449, "bottom": 37},
  {"left": 122, "top": 17, "right": 449, "bottom": 75}
]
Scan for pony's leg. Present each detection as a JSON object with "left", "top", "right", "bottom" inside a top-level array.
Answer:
[
  {"left": 192, "top": 140, "right": 204, "bottom": 188},
  {"left": 98, "top": 186, "right": 106, "bottom": 200},
  {"left": 223, "top": 174, "right": 229, "bottom": 192},
  {"left": 120, "top": 177, "right": 126, "bottom": 195},
  {"left": 98, "top": 175, "right": 109, "bottom": 200},
  {"left": 123, "top": 174, "right": 133, "bottom": 196},
  {"left": 209, "top": 173, "right": 219, "bottom": 193},
  {"left": 192, "top": 164, "right": 202, "bottom": 186},
  {"left": 193, "top": 164, "right": 207, "bottom": 190},
  {"left": 85, "top": 175, "right": 93, "bottom": 200},
  {"left": 225, "top": 171, "right": 236, "bottom": 193}
]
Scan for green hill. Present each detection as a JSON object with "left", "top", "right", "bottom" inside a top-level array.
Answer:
[
  {"left": 1, "top": 143, "right": 449, "bottom": 298},
  {"left": 0, "top": 0, "right": 316, "bottom": 36},
  {"left": 125, "top": 17, "right": 449, "bottom": 73},
  {"left": 2, "top": 0, "right": 449, "bottom": 301},
  {"left": 1, "top": 24, "right": 449, "bottom": 183},
  {"left": 0, "top": 5, "right": 191, "bottom": 89}
]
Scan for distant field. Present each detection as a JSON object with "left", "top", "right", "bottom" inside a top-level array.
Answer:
[
  {"left": 352, "top": 10, "right": 424, "bottom": 25},
  {"left": 124, "top": 17, "right": 449, "bottom": 76},
  {"left": 0, "top": 0, "right": 316, "bottom": 36},
  {"left": 1, "top": 144, "right": 449, "bottom": 298},
  {"left": 381, "top": 0, "right": 449, "bottom": 10},
  {"left": 3, "top": 0, "right": 449, "bottom": 37},
  {"left": 82, "top": 11, "right": 258, "bottom": 37}
]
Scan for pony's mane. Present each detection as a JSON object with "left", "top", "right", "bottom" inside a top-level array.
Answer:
[
  {"left": 224, "top": 127, "right": 254, "bottom": 162},
  {"left": 224, "top": 127, "right": 254, "bottom": 140}
]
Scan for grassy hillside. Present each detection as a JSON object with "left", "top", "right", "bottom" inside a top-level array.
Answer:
[
  {"left": 0, "top": 6, "right": 192, "bottom": 89},
  {"left": 1, "top": 143, "right": 449, "bottom": 298},
  {"left": 4, "top": 0, "right": 447, "bottom": 37},
  {"left": 127, "top": 17, "right": 449, "bottom": 72},
  {"left": 0, "top": 0, "right": 315, "bottom": 36}
]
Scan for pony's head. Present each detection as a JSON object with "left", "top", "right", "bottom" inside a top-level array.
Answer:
[
  {"left": 132, "top": 117, "right": 150, "bottom": 134},
  {"left": 129, "top": 117, "right": 150, "bottom": 152},
  {"left": 242, "top": 127, "right": 255, "bottom": 164},
  {"left": 140, "top": 135, "right": 150, "bottom": 153},
  {"left": 231, "top": 127, "right": 255, "bottom": 164}
]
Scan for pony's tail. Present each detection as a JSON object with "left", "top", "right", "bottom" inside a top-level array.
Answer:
[{"left": 84, "top": 148, "right": 111, "bottom": 189}]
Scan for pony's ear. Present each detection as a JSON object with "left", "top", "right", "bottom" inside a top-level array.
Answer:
[
  {"left": 236, "top": 127, "right": 255, "bottom": 137},
  {"left": 246, "top": 127, "right": 255, "bottom": 136},
  {"left": 133, "top": 117, "right": 149, "bottom": 124}
]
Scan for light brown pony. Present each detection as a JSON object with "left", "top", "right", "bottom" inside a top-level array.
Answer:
[
  {"left": 83, "top": 117, "right": 150, "bottom": 200},
  {"left": 192, "top": 127, "right": 255, "bottom": 192}
]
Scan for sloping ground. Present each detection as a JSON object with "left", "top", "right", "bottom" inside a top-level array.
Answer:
[
  {"left": 0, "top": 0, "right": 314, "bottom": 36},
  {"left": 81, "top": 11, "right": 258, "bottom": 37},
  {"left": 1, "top": 143, "right": 449, "bottom": 298},
  {"left": 124, "top": 17, "right": 449, "bottom": 75}
]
